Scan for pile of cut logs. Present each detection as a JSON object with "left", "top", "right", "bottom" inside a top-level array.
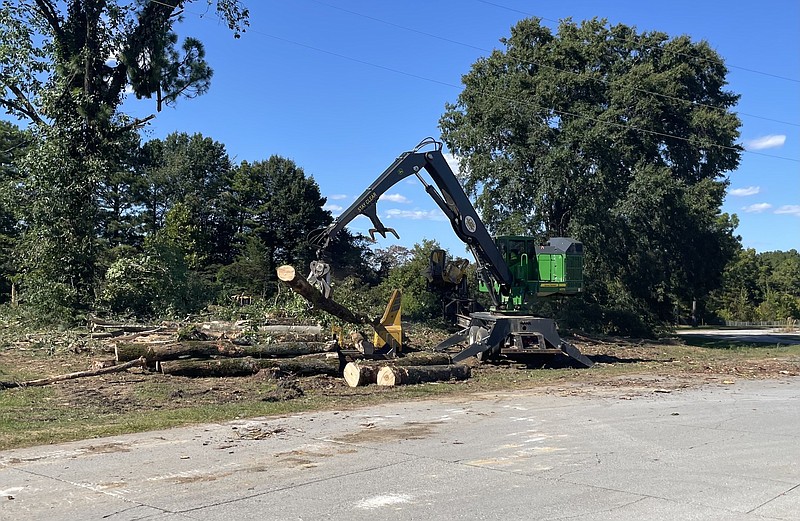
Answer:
[
  {"left": 94, "top": 318, "right": 341, "bottom": 378},
  {"left": 341, "top": 357, "right": 470, "bottom": 387},
  {"left": 89, "top": 317, "right": 472, "bottom": 387}
]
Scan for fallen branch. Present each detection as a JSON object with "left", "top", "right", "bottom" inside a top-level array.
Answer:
[{"left": 0, "top": 357, "right": 147, "bottom": 389}]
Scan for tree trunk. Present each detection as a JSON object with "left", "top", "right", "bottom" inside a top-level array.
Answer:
[
  {"left": 376, "top": 364, "right": 471, "bottom": 387},
  {"left": 115, "top": 340, "right": 334, "bottom": 363},
  {"left": 393, "top": 352, "right": 452, "bottom": 366},
  {"left": 159, "top": 357, "right": 260, "bottom": 377},
  {"left": 0, "top": 357, "right": 147, "bottom": 389},
  {"left": 343, "top": 362, "right": 380, "bottom": 387},
  {"left": 260, "top": 324, "right": 323, "bottom": 337},
  {"left": 276, "top": 265, "right": 388, "bottom": 338},
  {"left": 342, "top": 352, "right": 453, "bottom": 387},
  {"left": 158, "top": 355, "right": 341, "bottom": 378},
  {"left": 255, "top": 356, "right": 340, "bottom": 377}
]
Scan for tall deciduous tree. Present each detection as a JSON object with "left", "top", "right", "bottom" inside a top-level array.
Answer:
[
  {"left": 0, "top": 1, "right": 248, "bottom": 312},
  {"left": 440, "top": 18, "right": 742, "bottom": 333}
]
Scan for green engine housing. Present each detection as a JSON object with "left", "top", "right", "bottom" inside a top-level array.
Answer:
[{"left": 479, "top": 236, "right": 584, "bottom": 309}]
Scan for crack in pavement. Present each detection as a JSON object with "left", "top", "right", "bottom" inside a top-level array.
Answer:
[{"left": 747, "top": 482, "right": 800, "bottom": 515}]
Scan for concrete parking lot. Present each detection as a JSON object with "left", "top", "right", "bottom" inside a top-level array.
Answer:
[{"left": 2, "top": 378, "right": 799, "bottom": 520}]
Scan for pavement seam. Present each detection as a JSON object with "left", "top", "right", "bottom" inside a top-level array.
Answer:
[
  {"left": 4, "top": 465, "right": 176, "bottom": 520},
  {"left": 747, "top": 482, "right": 800, "bottom": 515},
  {"left": 172, "top": 456, "right": 418, "bottom": 515}
]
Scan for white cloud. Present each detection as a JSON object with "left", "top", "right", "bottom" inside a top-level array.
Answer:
[
  {"left": 729, "top": 186, "right": 760, "bottom": 197},
  {"left": 443, "top": 152, "right": 461, "bottom": 174},
  {"left": 742, "top": 203, "right": 772, "bottom": 213},
  {"left": 746, "top": 135, "right": 786, "bottom": 150},
  {"left": 380, "top": 193, "right": 410, "bottom": 203},
  {"left": 384, "top": 208, "right": 447, "bottom": 221},
  {"left": 775, "top": 205, "right": 800, "bottom": 216},
  {"left": 328, "top": 194, "right": 348, "bottom": 200},
  {"left": 323, "top": 203, "right": 343, "bottom": 214}
]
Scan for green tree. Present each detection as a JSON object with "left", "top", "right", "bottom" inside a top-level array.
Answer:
[
  {"left": 0, "top": 1, "right": 248, "bottom": 314},
  {"left": 135, "top": 132, "right": 234, "bottom": 269},
  {"left": 377, "top": 240, "right": 447, "bottom": 321},
  {"left": 0, "top": 120, "right": 27, "bottom": 301},
  {"left": 229, "top": 156, "right": 330, "bottom": 267},
  {"left": 440, "top": 17, "right": 742, "bottom": 333},
  {"left": 711, "top": 249, "right": 800, "bottom": 323}
]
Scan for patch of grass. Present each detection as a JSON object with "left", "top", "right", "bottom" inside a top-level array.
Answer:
[
  {"left": 680, "top": 337, "right": 800, "bottom": 351},
  {"left": 1, "top": 339, "right": 798, "bottom": 451}
]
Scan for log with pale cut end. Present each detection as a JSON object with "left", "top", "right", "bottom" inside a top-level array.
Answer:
[
  {"left": 376, "top": 364, "right": 471, "bottom": 387},
  {"left": 343, "top": 362, "right": 380, "bottom": 387},
  {"left": 276, "top": 265, "right": 389, "bottom": 339},
  {"left": 341, "top": 352, "right": 453, "bottom": 386},
  {"left": 116, "top": 340, "right": 334, "bottom": 363}
]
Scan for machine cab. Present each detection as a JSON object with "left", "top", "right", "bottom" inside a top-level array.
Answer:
[{"left": 480, "top": 236, "right": 584, "bottom": 306}]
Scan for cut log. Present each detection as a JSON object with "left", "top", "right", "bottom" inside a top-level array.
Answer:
[
  {"left": 276, "top": 265, "right": 388, "bottom": 338},
  {"left": 376, "top": 364, "right": 471, "bottom": 387},
  {"left": 344, "top": 352, "right": 457, "bottom": 387},
  {"left": 343, "top": 362, "right": 380, "bottom": 387},
  {"left": 93, "top": 323, "right": 163, "bottom": 333},
  {"left": 394, "top": 352, "right": 452, "bottom": 366},
  {"left": 260, "top": 324, "right": 323, "bottom": 337},
  {"left": 255, "top": 356, "right": 340, "bottom": 377},
  {"left": 239, "top": 341, "right": 335, "bottom": 358},
  {"left": 159, "top": 357, "right": 260, "bottom": 377},
  {"left": 341, "top": 352, "right": 451, "bottom": 367},
  {"left": 158, "top": 355, "right": 340, "bottom": 378},
  {"left": 0, "top": 357, "right": 147, "bottom": 389},
  {"left": 115, "top": 340, "right": 334, "bottom": 363}
]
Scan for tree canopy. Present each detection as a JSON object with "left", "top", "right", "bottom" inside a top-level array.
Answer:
[
  {"left": 0, "top": 0, "right": 249, "bottom": 310},
  {"left": 440, "top": 17, "right": 743, "bottom": 333}
]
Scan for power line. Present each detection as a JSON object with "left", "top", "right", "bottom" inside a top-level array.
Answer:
[
  {"left": 240, "top": 25, "right": 799, "bottom": 163},
  {"left": 149, "top": 0, "right": 800, "bottom": 163},
  {"left": 308, "top": 0, "right": 799, "bottom": 128},
  {"left": 476, "top": 0, "right": 800, "bottom": 84}
]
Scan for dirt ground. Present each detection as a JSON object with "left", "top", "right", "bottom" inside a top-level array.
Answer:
[{"left": 2, "top": 325, "right": 799, "bottom": 419}]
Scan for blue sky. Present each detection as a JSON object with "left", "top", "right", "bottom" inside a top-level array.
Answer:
[{"left": 125, "top": 0, "right": 800, "bottom": 256}]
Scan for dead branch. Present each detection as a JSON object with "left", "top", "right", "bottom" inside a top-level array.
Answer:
[{"left": 0, "top": 357, "right": 147, "bottom": 389}]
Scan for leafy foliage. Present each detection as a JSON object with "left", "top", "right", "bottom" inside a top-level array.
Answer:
[
  {"left": 376, "top": 240, "right": 451, "bottom": 321},
  {"left": 0, "top": 1, "right": 249, "bottom": 319},
  {"left": 440, "top": 17, "right": 742, "bottom": 334},
  {"left": 708, "top": 249, "right": 800, "bottom": 323}
]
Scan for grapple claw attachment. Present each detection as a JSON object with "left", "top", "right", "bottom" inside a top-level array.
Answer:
[
  {"left": 368, "top": 227, "right": 400, "bottom": 241},
  {"left": 307, "top": 260, "right": 332, "bottom": 299}
]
